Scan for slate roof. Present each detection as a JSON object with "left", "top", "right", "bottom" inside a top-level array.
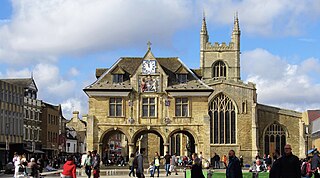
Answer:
[
  {"left": 85, "top": 55, "right": 211, "bottom": 92},
  {"left": 308, "top": 110, "right": 320, "bottom": 122}
]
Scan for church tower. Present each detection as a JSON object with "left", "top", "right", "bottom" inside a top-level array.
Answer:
[{"left": 200, "top": 14, "right": 241, "bottom": 81}]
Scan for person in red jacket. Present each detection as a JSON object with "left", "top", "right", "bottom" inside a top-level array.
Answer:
[{"left": 61, "top": 156, "right": 77, "bottom": 178}]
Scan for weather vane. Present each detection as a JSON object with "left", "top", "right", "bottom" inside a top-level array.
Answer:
[{"left": 147, "top": 41, "right": 152, "bottom": 50}]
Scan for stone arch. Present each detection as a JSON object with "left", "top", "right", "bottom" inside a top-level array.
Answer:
[
  {"left": 131, "top": 128, "right": 166, "bottom": 144},
  {"left": 208, "top": 92, "right": 239, "bottom": 113},
  {"left": 167, "top": 128, "right": 198, "bottom": 157},
  {"left": 263, "top": 122, "right": 288, "bottom": 156},
  {"left": 211, "top": 60, "right": 229, "bottom": 79},
  {"left": 100, "top": 127, "right": 132, "bottom": 144}
]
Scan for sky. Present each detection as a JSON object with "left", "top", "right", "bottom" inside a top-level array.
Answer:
[{"left": 0, "top": 0, "right": 319, "bottom": 119}]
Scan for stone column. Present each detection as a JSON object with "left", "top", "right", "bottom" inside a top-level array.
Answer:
[
  {"left": 86, "top": 115, "right": 94, "bottom": 151},
  {"left": 251, "top": 103, "right": 259, "bottom": 160},
  {"left": 164, "top": 143, "right": 169, "bottom": 154},
  {"left": 129, "top": 143, "right": 135, "bottom": 156}
]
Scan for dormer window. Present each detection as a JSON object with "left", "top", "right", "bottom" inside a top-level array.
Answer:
[
  {"left": 177, "top": 74, "right": 187, "bottom": 83},
  {"left": 113, "top": 74, "right": 123, "bottom": 84}
]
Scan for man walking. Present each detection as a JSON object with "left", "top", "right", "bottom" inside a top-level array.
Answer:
[
  {"left": 92, "top": 150, "right": 100, "bottom": 178},
  {"left": 164, "top": 151, "right": 171, "bottom": 176},
  {"left": 170, "top": 153, "right": 178, "bottom": 175},
  {"left": 278, "top": 144, "right": 301, "bottom": 178},
  {"left": 312, "top": 150, "right": 320, "bottom": 178},
  {"left": 136, "top": 148, "right": 145, "bottom": 178},
  {"left": 226, "top": 150, "right": 243, "bottom": 178}
]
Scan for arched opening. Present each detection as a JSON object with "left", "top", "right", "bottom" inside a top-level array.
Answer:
[
  {"left": 212, "top": 61, "right": 226, "bottom": 79},
  {"left": 168, "top": 130, "right": 196, "bottom": 157},
  {"left": 132, "top": 130, "right": 164, "bottom": 163},
  {"left": 100, "top": 130, "right": 129, "bottom": 166},
  {"left": 209, "top": 93, "right": 236, "bottom": 144},
  {"left": 264, "top": 123, "right": 286, "bottom": 156}
]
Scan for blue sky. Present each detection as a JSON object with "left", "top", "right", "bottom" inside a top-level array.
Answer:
[{"left": 0, "top": 0, "right": 319, "bottom": 119}]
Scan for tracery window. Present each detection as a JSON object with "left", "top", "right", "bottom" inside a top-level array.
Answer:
[
  {"left": 212, "top": 61, "right": 226, "bottom": 79},
  {"left": 209, "top": 93, "right": 236, "bottom": 144},
  {"left": 264, "top": 123, "right": 286, "bottom": 156}
]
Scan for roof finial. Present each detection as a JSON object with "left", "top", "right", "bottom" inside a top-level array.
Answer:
[
  {"left": 233, "top": 11, "right": 240, "bottom": 32},
  {"left": 147, "top": 41, "right": 152, "bottom": 50},
  {"left": 201, "top": 10, "right": 207, "bottom": 34}
]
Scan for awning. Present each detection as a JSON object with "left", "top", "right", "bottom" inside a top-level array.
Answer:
[{"left": 24, "top": 149, "right": 45, "bottom": 154}]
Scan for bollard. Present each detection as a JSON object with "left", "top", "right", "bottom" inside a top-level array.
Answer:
[{"left": 207, "top": 169, "right": 213, "bottom": 178}]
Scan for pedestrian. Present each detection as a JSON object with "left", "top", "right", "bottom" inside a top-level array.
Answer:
[
  {"left": 249, "top": 159, "right": 265, "bottom": 178},
  {"left": 269, "top": 149, "right": 281, "bottom": 178},
  {"left": 301, "top": 157, "right": 313, "bottom": 178},
  {"left": 226, "top": 150, "right": 243, "bottom": 178},
  {"left": 136, "top": 148, "right": 145, "bottom": 178},
  {"left": 278, "top": 144, "right": 301, "bottom": 178},
  {"left": 312, "top": 150, "right": 320, "bottom": 178},
  {"left": 13, "top": 154, "right": 22, "bottom": 178},
  {"left": 152, "top": 152, "right": 160, "bottom": 177},
  {"left": 190, "top": 153, "right": 205, "bottom": 178},
  {"left": 239, "top": 156, "right": 244, "bottom": 168},
  {"left": 222, "top": 155, "right": 227, "bottom": 168},
  {"left": 92, "top": 150, "right": 100, "bottom": 178},
  {"left": 213, "top": 153, "right": 220, "bottom": 169},
  {"left": 164, "top": 151, "right": 171, "bottom": 176},
  {"left": 128, "top": 153, "right": 135, "bottom": 177},
  {"left": 83, "top": 151, "right": 93, "bottom": 178},
  {"left": 29, "top": 158, "right": 39, "bottom": 178},
  {"left": 170, "top": 153, "right": 178, "bottom": 175},
  {"left": 61, "top": 155, "right": 76, "bottom": 178}
]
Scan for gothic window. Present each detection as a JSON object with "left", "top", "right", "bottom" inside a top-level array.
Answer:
[
  {"left": 264, "top": 123, "right": 286, "bottom": 156},
  {"left": 142, "top": 97, "right": 156, "bottom": 117},
  {"left": 175, "top": 98, "right": 189, "bottom": 117},
  {"left": 113, "top": 74, "right": 124, "bottom": 83},
  {"left": 109, "top": 98, "right": 123, "bottom": 116},
  {"left": 212, "top": 61, "right": 226, "bottom": 79},
  {"left": 209, "top": 93, "right": 236, "bottom": 144},
  {"left": 177, "top": 74, "right": 187, "bottom": 83}
]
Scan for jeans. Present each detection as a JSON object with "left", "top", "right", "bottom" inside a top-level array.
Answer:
[
  {"left": 129, "top": 166, "right": 135, "bottom": 177},
  {"left": 85, "top": 166, "right": 92, "bottom": 178},
  {"left": 215, "top": 161, "right": 220, "bottom": 169},
  {"left": 152, "top": 166, "right": 159, "bottom": 177},
  {"left": 165, "top": 164, "right": 170, "bottom": 176}
]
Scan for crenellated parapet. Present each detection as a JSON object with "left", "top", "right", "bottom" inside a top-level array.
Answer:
[{"left": 205, "top": 41, "right": 235, "bottom": 51}]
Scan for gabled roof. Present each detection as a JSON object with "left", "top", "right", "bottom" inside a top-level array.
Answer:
[
  {"left": 1, "top": 78, "right": 38, "bottom": 91},
  {"left": 308, "top": 110, "right": 320, "bottom": 122}
]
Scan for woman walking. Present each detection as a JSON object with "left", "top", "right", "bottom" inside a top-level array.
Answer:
[
  {"left": 61, "top": 156, "right": 77, "bottom": 178},
  {"left": 128, "top": 153, "right": 135, "bottom": 177},
  {"left": 83, "top": 151, "right": 93, "bottom": 178}
]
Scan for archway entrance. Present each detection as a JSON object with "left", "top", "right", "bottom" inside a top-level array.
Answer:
[
  {"left": 101, "top": 130, "right": 129, "bottom": 166},
  {"left": 169, "top": 130, "right": 195, "bottom": 157},
  {"left": 132, "top": 130, "right": 164, "bottom": 162},
  {"left": 264, "top": 123, "right": 286, "bottom": 156}
]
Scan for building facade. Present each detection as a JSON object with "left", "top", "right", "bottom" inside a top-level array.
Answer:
[
  {"left": 0, "top": 80, "right": 24, "bottom": 164},
  {"left": 66, "top": 111, "right": 86, "bottom": 154},
  {"left": 40, "top": 102, "right": 64, "bottom": 158},
  {"left": 83, "top": 16, "right": 305, "bottom": 163},
  {"left": 1, "top": 78, "right": 42, "bottom": 157}
]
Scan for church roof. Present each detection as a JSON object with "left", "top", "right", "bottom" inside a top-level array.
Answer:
[{"left": 308, "top": 110, "right": 320, "bottom": 122}]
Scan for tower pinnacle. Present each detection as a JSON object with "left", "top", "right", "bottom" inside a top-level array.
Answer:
[
  {"left": 233, "top": 11, "right": 240, "bottom": 32},
  {"left": 201, "top": 12, "right": 208, "bottom": 35}
]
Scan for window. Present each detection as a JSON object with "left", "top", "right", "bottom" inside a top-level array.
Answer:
[
  {"left": 209, "top": 93, "right": 236, "bottom": 144},
  {"left": 175, "top": 98, "right": 189, "bottom": 117},
  {"left": 109, "top": 98, "right": 123, "bottom": 116},
  {"left": 212, "top": 61, "right": 226, "bottom": 79},
  {"left": 142, "top": 97, "right": 156, "bottom": 117},
  {"left": 113, "top": 74, "right": 124, "bottom": 83},
  {"left": 264, "top": 123, "right": 286, "bottom": 156},
  {"left": 177, "top": 74, "right": 187, "bottom": 83}
]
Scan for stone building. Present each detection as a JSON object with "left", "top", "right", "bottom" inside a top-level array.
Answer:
[
  {"left": 66, "top": 111, "right": 87, "bottom": 154},
  {"left": 0, "top": 79, "right": 24, "bottom": 164},
  {"left": 83, "top": 16, "right": 305, "bottom": 163},
  {"left": 1, "top": 78, "right": 42, "bottom": 157},
  {"left": 40, "top": 102, "right": 65, "bottom": 158}
]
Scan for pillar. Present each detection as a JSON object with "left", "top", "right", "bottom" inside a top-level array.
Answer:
[
  {"left": 252, "top": 103, "right": 259, "bottom": 160},
  {"left": 164, "top": 143, "right": 169, "bottom": 155},
  {"left": 129, "top": 143, "right": 135, "bottom": 156}
]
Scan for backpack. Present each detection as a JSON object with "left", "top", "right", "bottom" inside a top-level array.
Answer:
[
  {"left": 133, "top": 156, "right": 138, "bottom": 168},
  {"left": 301, "top": 162, "right": 307, "bottom": 176}
]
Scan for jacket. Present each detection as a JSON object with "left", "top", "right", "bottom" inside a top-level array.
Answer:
[
  {"left": 311, "top": 154, "right": 320, "bottom": 170},
  {"left": 92, "top": 154, "right": 100, "bottom": 169},
  {"left": 191, "top": 158, "right": 205, "bottom": 178},
  {"left": 136, "top": 154, "right": 144, "bottom": 174},
  {"left": 226, "top": 156, "right": 243, "bottom": 178},
  {"left": 62, "top": 161, "right": 76, "bottom": 178},
  {"left": 279, "top": 153, "right": 301, "bottom": 178}
]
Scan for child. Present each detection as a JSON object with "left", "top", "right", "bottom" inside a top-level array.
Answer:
[{"left": 149, "top": 162, "right": 155, "bottom": 177}]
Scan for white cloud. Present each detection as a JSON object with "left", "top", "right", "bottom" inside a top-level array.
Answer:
[
  {"left": 69, "top": 67, "right": 79, "bottom": 77},
  {"left": 0, "top": 0, "right": 193, "bottom": 63},
  {"left": 199, "top": 0, "right": 320, "bottom": 36},
  {"left": 61, "top": 97, "right": 87, "bottom": 120},
  {"left": 242, "top": 48, "right": 320, "bottom": 111}
]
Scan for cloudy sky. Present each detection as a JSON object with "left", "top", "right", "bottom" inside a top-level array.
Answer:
[{"left": 0, "top": 0, "right": 319, "bottom": 119}]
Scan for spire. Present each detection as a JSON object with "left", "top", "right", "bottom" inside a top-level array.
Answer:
[
  {"left": 233, "top": 11, "right": 240, "bottom": 32},
  {"left": 201, "top": 11, "right": 207, "bottom": 34}
]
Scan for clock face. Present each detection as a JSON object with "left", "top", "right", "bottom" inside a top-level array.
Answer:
[{"left": 142, "top": 60, "right": 156, "bottom": 74}]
